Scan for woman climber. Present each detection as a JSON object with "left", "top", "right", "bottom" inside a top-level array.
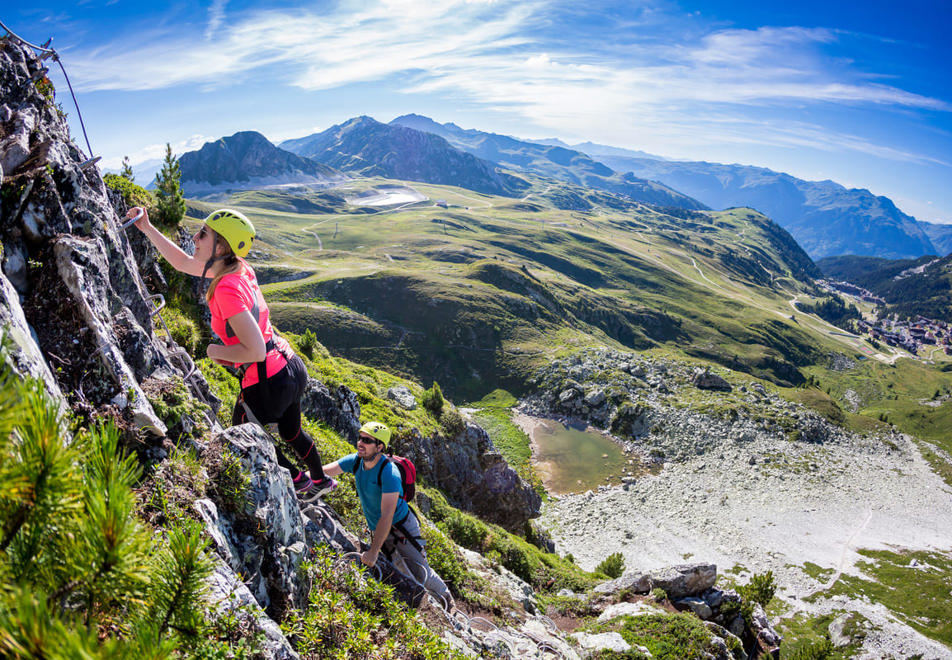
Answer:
[{"left": 128, "top": 207, "right": 337, "bottom": 501}]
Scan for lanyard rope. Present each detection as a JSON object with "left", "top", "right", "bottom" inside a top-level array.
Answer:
[{"left": 1, "top": 20, "right": 98, "bottom": 166}]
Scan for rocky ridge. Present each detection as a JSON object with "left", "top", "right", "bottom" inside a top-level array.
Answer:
[{"left": 526, "top": 348, "right": 952, "bottom": 659}]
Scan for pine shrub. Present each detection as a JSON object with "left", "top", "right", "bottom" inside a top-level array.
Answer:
[
  {"left": 0, "top": 333, "right": 231, "bottom": 658},
  {"left": 596, "top": 552, "right": 626, "bottom": 579},
  {"left": 421, "top": 381, "right": 444, "bottom": 417}
]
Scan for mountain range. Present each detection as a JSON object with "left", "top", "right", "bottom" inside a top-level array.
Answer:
[
  {"left": 178, "top": 130, "right": 343, "bottom": 195},
  {"left": 586, "top": 153, "right": 937, "bottom": 260},
  {"left": 173, "top": 114, "right": 951, "bottom": 261},
  {"left": 388, "top": 115, "right": 946, "bottom": 261},
  {"left": 388, "top": 114, "right": 704, "bottom": 209}
]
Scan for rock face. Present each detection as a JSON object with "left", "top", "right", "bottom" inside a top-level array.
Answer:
[
  {"left": 0, "top": 39, "right": 218, "bottom": 434},
  {"left": 393, "top": 421, "right": 542, "bottom": 532}
]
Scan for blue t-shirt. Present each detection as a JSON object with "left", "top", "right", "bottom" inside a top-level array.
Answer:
[{"left": 338, "top": 453, "right": 407, "bottom": 531}]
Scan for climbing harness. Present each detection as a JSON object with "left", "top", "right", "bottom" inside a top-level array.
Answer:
[{"left": 0, "top": 21, "right": 100, "bottom": 169}]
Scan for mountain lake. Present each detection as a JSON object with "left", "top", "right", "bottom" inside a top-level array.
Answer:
[{"left": 515, "top": 413, "right": 634, "bottom": 494}]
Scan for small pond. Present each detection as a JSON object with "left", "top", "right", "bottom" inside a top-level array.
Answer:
[{"left": 526, "top": 417, "right": 633, "bottom": 495}]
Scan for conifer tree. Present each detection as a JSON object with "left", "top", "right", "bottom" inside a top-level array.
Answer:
[
  {"left": 154, "top": 143, "right": 186, "bottom": 228},
  {"left": 0, "top": 331, "right": 215, "bottom": 658},
  {"left": 120, "top": 155, "right": 135, "bottom": 181}
]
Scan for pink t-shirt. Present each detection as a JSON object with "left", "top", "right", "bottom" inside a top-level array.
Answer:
[{"left": 208, "top": 259, "right": 290, "bottom": 389}]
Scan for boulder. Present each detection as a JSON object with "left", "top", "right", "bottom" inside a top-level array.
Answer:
[
  {"left": 648, "top": 563, "right": 717, "bottom": 600},
  {"left": 593, "top": 571, "right": 652, "bottom": 595},
  {"left": 674, "top": 596, "right": 712, "bottom": 620},
  {"left": 570, "top": 632, "right": 632, "bottom": 655},
  {"left": 692, "top": 368, "right": 732, "bottom": 392},
  {"left": 199, "top": 424, "right": 309, "bottom": 619},
  {"left": 597, "top": 600, "right": 660, "bottom": 622},
  {"left": 300, "top": 378, "right": 361, "bottom": 442},
  {"left": 386, "top": 385, "right": 417, "bottom": 410}
]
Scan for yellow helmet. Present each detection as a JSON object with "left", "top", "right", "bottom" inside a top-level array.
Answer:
[
  {"left": 205, "top": 209, "right": 255, "bottom": 257},
  {"left": 359, "top": 421, "right": 391, "bottom": 445}
]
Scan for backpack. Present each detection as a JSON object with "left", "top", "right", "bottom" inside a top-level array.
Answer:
[{"left": 351, "top": 454, "right": 417, "bottom": 503}]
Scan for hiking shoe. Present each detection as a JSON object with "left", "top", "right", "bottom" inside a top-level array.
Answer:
[
  {"left": 296, "top": 475, "right": 337, "bottom": 502},
  {"left": 292, "top": 472, "right": 315, "bottom": 495},
  {"left": 310, "top": 476, "right": 338, "bottom": 498}
]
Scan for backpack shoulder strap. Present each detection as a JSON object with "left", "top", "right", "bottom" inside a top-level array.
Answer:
[{"left": 375, "top": 455, "right": 390, "bottom": 488}]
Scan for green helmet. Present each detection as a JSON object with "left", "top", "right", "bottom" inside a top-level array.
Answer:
[
  {"left": 205, "top": 209, "right": 255, "bottom": 257},
  {"left": 359, "top": 421, "right": 391, "bottom": 445}
]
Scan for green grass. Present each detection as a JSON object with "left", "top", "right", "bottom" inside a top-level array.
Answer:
[
  {"left": 589, "top": 612, "right": 730, "bottom": 659},
  {"left": 806, "top": 548, "right": 952, "bottom": 648},
  {"left": 190, "top": 178, "right": 890, "bottom": 401},
  {"left": 775, "top": 612, "right": 865, "bottom": 660}
]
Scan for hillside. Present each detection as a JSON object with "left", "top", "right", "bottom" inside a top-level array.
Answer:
[
  {"left": 178, "top": 130, "right": 344, "bottom": 195},
  {"left": 4, "top": 36, "right": 952, "bottom": 660},
  {"left": 189, "top": 177, "right": 837, "bottom": 399},
  {"left": 586, "top": 155, "right": 936, "bottom": 260},
  {"left": 280, "top": 116, "right": 529, "bottom": 197},
  {"left": 921, "top": 219, "right": 952, "bottom": 256},
  {"left": 818, "top": 254, "right": 952, "bottom": 322},
  {"left": 390, "top": 113, "right": 708, "bottom": 211}
]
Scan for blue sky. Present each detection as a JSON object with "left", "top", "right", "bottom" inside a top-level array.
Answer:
[{"left": 8, "top": 0, "right": 952, "bottom": 223}]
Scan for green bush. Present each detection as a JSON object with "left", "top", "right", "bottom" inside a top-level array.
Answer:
[
  {"left": 0, "top": 344, "right": 238, "bottom": 657},
  {"left": 298, "top": 328, "right": 319, "bottom": 359},
  {"left": 596, "top": 552, "right": 626, "bottom": 579},
  {"left": 421, "top": 381, "right": 444, "bottom": 417},
  {"left": 161, "top": 306, "right": 200, "bottom": 356},
  {"left": 104, "top": 173, "right": 156, "bottom": 211},
  {"left": 737, "top": 570, "right": 776, "bottom": 607},
  {"left": 418, "top": 521, "right": 467, "bottom": 593},
  {"left": 284, "top": 546, "right": 465, "bottom": 659},
  {"left": 439, "top": 406, "right": 466, "bottom": 437}
]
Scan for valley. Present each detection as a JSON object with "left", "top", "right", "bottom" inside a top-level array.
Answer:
[{"left": 179, "top": 176, "right": 952, "bottom": 656}]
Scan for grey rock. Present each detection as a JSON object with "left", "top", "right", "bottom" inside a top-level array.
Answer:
[
  {"left": 392, "top": 422, "right": 540, "bottom": 532},
  {"left": 206, "top": 562, "right": 300, "bottom": 660},
  {"left": 584, "top": 389, "right": 606, "bottom": 406},
  {"left": 649, "top": 563, "right": 717, "bottom": 600},
  {"left": 300, "top": 378, "right": 361, "bottom": 442},
  {"left": 597, "top": 601, "right": 660, "bottom": 622},
  {"left": 593, "top": 571, "right": 652, "bottom": 595},
  {"left": 386, "top": 385, "right": 417, "bottom": 410},
  {"left": 692, "top": 368, "right": 732, "bottom": 392},
  {"left": 0, "top": 268, "right": 63, "bottom": 402},
  {"left": 675, "top": 596, "right": 712, "bottom": 620},
  {"left": 209, "top": 424, "right": 309, "bottom": 618},
  {"left": 571, "top": 631, "right": 632, "bottom": 654}
]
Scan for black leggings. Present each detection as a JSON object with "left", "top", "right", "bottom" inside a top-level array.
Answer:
[{"left": 232, "top": 353, "right": 325, "bottom": 480}]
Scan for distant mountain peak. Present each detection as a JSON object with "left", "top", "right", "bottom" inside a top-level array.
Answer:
[{"left": 178, "top": 130, "right": 343, "bottom": 195}]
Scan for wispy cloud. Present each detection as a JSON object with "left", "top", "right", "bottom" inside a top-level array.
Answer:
[
  {"left": 204, "top": 0, "right": 228, "bottom": 41},
  {"left": 65, "top": 0, "right": 949, "bottom": 166},
  {"left": 100, "top": 134, "right": 212, "bottom": 169}
]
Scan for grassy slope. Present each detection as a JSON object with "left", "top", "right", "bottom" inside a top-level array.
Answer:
[
  {"left": 189, "top": 180, "right": 873, "bottom": 400},
  {"left": 183, "top": 176, "right": 952, "bottom": 656}
]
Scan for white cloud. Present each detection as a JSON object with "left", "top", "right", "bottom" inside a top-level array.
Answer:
[
  {"left": 65, "top": 1, "right": 949, "bottom": 170},
  {"left": 205, "top": 0, "right": 228, "bottom": 41},
  {"left": 100, "top": 134, "right": 213, "bottom": 169}
]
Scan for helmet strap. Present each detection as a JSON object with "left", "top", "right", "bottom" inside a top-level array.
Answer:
[{"left": 200, "top": 233, "right": 221, "bottom": 280}]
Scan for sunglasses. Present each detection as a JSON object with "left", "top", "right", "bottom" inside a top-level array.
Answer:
[
  {"left": 357, "top": 435, "right": 381, "bottom": 445},
  {"left": 195, "top": 225, "right": 209, "bottom": 240}
]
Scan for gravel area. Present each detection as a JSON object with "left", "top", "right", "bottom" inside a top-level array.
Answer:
[{"left": 533, "top": 414, "right": 952, "bottom": 659}]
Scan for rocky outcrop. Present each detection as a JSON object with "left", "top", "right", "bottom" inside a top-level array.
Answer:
[
  {"left": 591, "top": 564, "right": 777, "bottom": 660},
  {"left": 523, "top": 348, "right": 889, "bottom": 465},
  {"left": 0, "top": 39, "right": 218, "bottom": 436},
  {"left": 393, "top": 421, "right": 542, "bottom": 532}
]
